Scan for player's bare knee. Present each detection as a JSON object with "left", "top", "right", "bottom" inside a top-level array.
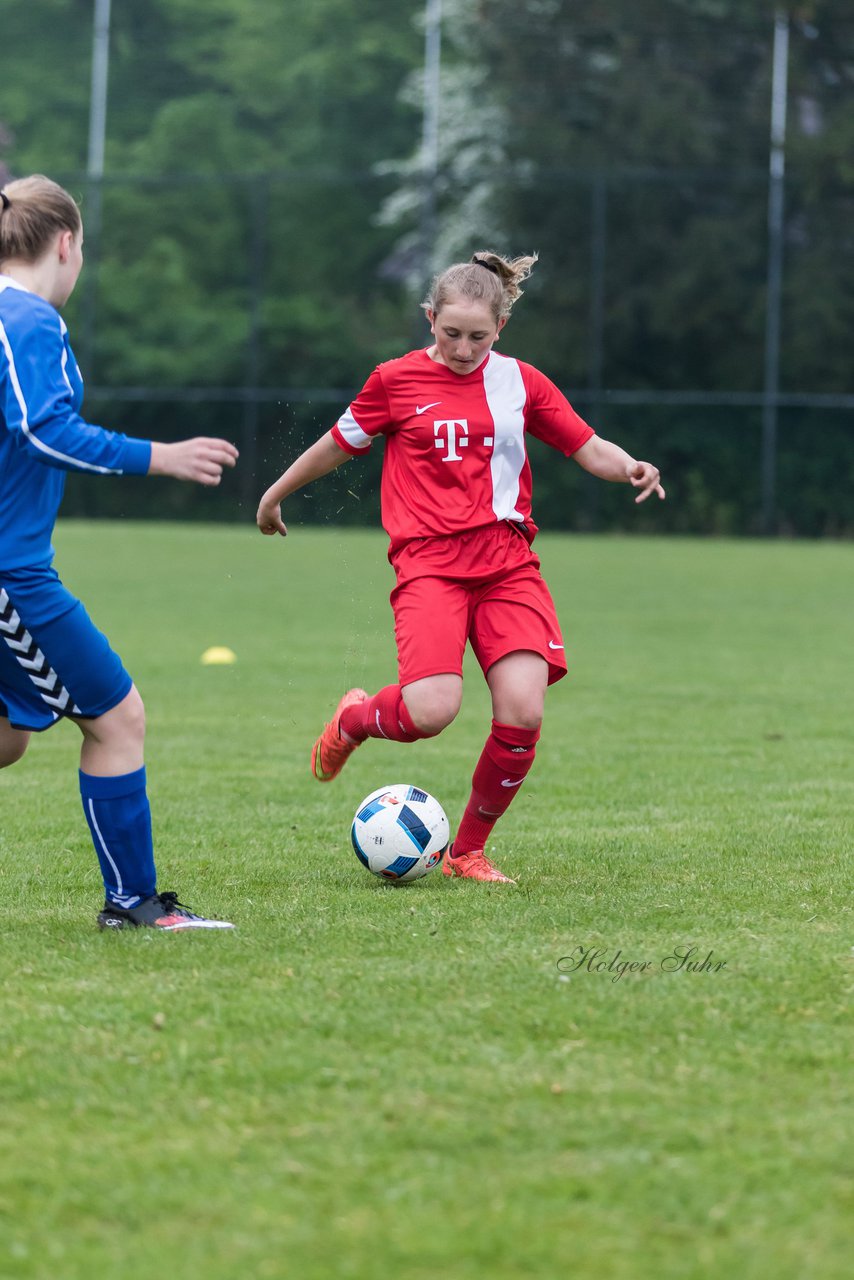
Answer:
[
  {"left": 117, "top": 686, "right": 146, "bottom": 745},
  {"left": 80, "top": 685, "right": 146, "bottom": 748},
  {"left": 511, "top": 709, "right": 543, "bottom": 733},
  {"left": 0, "top": 731, "right": 30, "bottom": 767},
  {"left": 412, "top": 707, "right": 457, "bottom": 736},
  {"left": 402, "top": 677, "right": 462, "bottom": 737},
  {"left": 491, "top": 694, "right": 544, "bottom": 730},
  {"left": 406, "top": 693, "right": 461, "bottom": 737}
]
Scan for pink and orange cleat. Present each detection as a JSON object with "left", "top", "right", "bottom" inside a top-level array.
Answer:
[
  {"left": 442, "top": 844, "right": 516, "bottom": 884},
  {"left": 97, "top": 891, "right": 234, "bottom": 931},
  {"left": 311, "top": 688, "right": 368, "bottom": 782}
]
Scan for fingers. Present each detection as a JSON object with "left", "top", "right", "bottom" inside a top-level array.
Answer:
[
  {"left": 256, "top": 503, "right": 287, "bottom": 537},
  {"left": 150, "top": 437, "right": 239, "bottom": 484},
  {"left": 200, "top": 438, "right": 239, "bottom": 467},
  {"left": 634, "top": 481, "right": 666, "bottom": 503},
  {"left": 189, "top": 438, "right": 239, "bottom": 486},
  {"left": 256, "top": 517, "right": 287, "bottom": 536},
  {"left": 629, "top": 462, "right": 665, "bottom": 503}
]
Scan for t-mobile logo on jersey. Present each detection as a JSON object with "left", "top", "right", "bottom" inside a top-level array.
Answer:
[{"left": 434, "top": 419, "right": 469, "bottom": 462}]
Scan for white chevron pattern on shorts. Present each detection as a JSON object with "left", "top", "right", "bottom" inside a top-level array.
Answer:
[
  {"left": 0, "top": 587, "right": 81, "bottom": 717},
  {"left": 6, "top": 634, "right": 34, "bottom": 652},
  {"left": 32, "top": 671, "right": 60, "bottom": 692},
  {"left": 19, "top": 649, "right": 47, "bottom": 671}
]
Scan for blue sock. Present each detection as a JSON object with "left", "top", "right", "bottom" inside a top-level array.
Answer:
[{"left": 79, "top": 767, "right": 157, "bottom": 909}]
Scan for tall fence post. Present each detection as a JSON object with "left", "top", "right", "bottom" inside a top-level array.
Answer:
[
  {"left": 761, "top": 10, "right": 790, "bottom": 535},
  {"left": 420, "top": 0, "right": 442, "bottom": 282},
  {"left": 82, "top": 0, "right": 112, "bottom": 377},
  {"left": 241, "top": 175, "right": 267, "bottom": 512},
  {"left": 588, "top": 170, "right": 607, "bottom": 414},
  {"left": 585, "top": 169, "right": 608, "bottom": 530}
]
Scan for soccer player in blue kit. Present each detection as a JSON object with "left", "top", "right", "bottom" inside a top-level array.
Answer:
[{"left": 0, "top": 174, "right": 238, "bottom": 931}]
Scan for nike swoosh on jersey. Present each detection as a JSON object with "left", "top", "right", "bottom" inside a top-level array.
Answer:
[
  {"left": 500, "top": 778, "right": 525, "bottom": 788},
  {"left": 548, "top": 641, "right": 565, "bottom": 649},
  {"left": 415, "top": 402, "right": 442, "bottom": 414}
]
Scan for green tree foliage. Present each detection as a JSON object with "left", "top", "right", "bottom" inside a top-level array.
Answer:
[
  {"left": 2, "top": 0, "right": 425, "bottom": 390},
  {"left": 379, "top": 0, "right": 854, "bottom": 533},
  {"left": 381, "top": 0, "right": 854, "bottom": 386},
  {"left": 0, "top": 1, "right": 93, "bottom": 175},
  {"left": 1, "top": 0, "right": 851, "bottom": 533}
]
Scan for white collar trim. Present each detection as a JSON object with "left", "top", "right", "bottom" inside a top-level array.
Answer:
[{"left": 0, "top": 273, "right": 32, "bottom": 294}]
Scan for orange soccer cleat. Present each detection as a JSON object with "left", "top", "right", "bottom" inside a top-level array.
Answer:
[
  {"left": 310, "top": 688, "right": 368, "bottom": 782},
  {"left": 441, "top": 843, "right": 517, "bottom": 884}
]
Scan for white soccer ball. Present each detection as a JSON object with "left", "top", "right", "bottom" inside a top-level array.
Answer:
[{"left": 351, "top": 784, "right": 449, "bottom": 883}]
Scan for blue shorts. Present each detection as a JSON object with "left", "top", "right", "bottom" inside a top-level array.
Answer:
[{"left": 0, "top": 566, "right": 132, "bottom": 732}]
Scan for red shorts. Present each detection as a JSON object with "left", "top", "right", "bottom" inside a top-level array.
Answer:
[{"left": 389, "top": 523, "right": 567, "bottom": 687}]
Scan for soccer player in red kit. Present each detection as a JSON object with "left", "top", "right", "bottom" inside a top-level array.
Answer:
[{"left": 257, "top": 252, "right": 664, "bottom": 883}]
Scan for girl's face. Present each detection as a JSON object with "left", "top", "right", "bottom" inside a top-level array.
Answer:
[{"left": 427, "top": 295, "right": 506, "bottom": 374}]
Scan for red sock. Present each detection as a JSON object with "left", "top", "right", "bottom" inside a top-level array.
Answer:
[
  {"left": 453, "top": 720, "right": 540, "bottom": 855},
  {"left": 339, "top": 684, "right": 432, "bottom": 744}
]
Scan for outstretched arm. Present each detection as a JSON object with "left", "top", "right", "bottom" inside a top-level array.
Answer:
[
  {"left": 572, "top": 436, "right": 665, "bottom": 503},
  {"left": 256, "top": 430, "right": 351, "bottom": 537}
]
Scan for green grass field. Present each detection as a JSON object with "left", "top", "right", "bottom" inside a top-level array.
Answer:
[{"left": 1, "top": 522, "right": 851, "bottom": 1280}]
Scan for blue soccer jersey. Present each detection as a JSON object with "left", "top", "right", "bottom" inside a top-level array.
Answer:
[{"left": 0, "top": 275, "right": 151, "bottom": 570}]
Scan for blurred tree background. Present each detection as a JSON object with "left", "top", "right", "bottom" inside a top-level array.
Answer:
[{"left": 1, "top": 0, "right": 852, "bottom": 534}]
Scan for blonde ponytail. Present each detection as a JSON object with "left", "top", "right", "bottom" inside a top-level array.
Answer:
[{"left": 423, "top": 251, "right": 539, "bottom": 324}]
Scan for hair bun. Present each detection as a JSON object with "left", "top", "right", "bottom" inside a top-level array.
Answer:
[{"left": 470, "top": 255, "right": 500, "bottom": 276}]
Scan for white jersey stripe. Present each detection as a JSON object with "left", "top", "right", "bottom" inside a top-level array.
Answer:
[
  {"left": 0, "top": 317, "right": 118, "bottom": 475},
  {"left": 335, "top": 405, "right": 373, "bottom": 451},
  {"left": 482, "top": 353, "right": 527, "bottom": 522},
  {"left": 60, "top": 339, "right": 75, "bottom": 396}
]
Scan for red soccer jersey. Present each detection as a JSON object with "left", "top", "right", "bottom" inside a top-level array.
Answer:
[{"left": 331, "top": 348, "right": 594, "bottom": 554}]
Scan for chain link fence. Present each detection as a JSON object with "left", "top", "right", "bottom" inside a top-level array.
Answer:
[{"left": 59, "top": 166, "right": 853, "bottom": 537}]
